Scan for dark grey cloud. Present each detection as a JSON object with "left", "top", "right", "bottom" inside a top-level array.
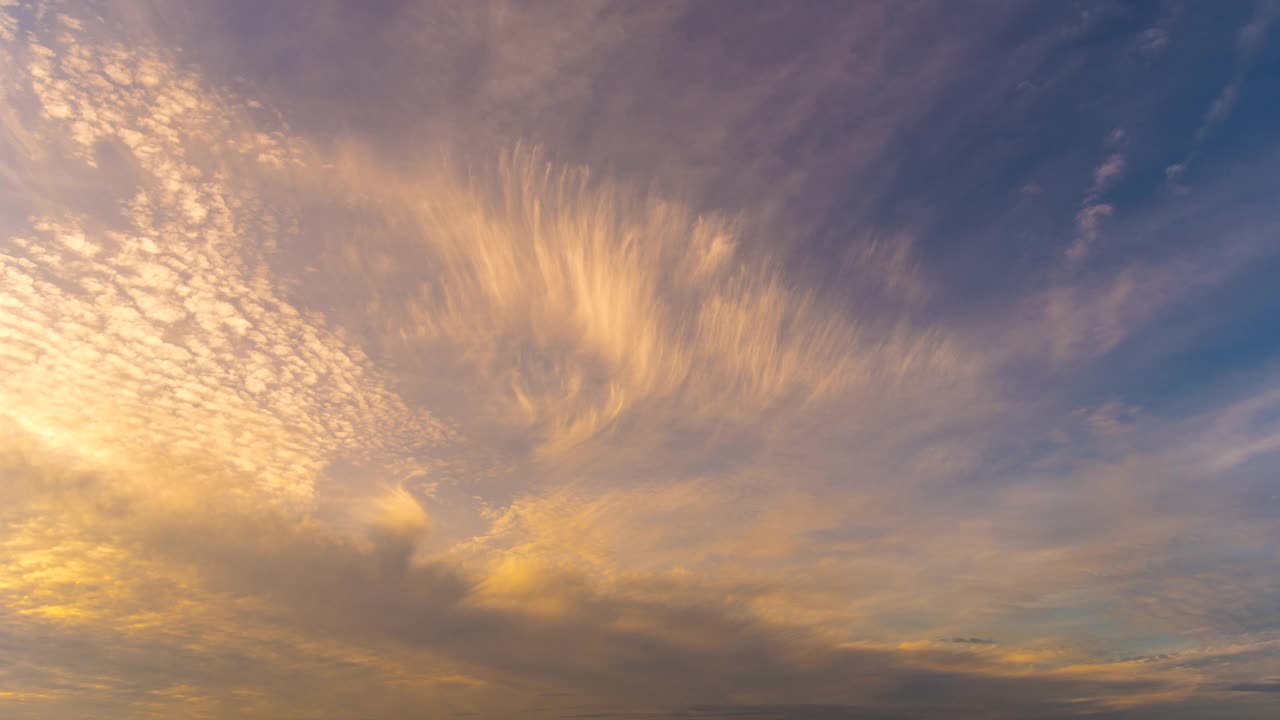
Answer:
[{"left": 1228, "top": 681, "right": 1280, "bottom": 693}]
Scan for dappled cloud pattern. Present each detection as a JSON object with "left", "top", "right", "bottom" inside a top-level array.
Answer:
[{"left": 4, "top": 2, "right": 1280, "bottom": 719}]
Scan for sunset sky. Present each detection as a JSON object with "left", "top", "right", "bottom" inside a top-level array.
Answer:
[{"left": 3, "top": 1, "right": 1280, "bottom": 718}]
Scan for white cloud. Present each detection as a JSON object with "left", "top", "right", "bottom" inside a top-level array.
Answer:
[
  {"left": 1069, "top": 130, "right": 1128, "bottom": 261},
  {"left": 1137, "top": 27, "right": 1170, "bottom": 57},
  {"left": 0, "top": 10, "right": 453, "bottom": 503}
]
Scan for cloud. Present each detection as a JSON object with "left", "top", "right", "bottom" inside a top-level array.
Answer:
[
  {"left": 0, "top": 9, "right": 453, "bottom": 506},
  {"left": 5, "top": 3, "right": 1280, "bottom": 719},
  {"left": 312, "top": 142, "right": 983, "bottom": 476},
  {"left": 1171, "top": 0, "right": 1278, "bottom": 183},
  {"left": 1071, "top": 202, "right": 1115, "bottom": 256},
  {"left": 361, "top": 485, "right": 432, "bottom": 538},
  {"left": 1137, "top": 27, "right": 1170, "bottom": 57},
  {"left": 1092, "top": 153, "right": 1126, "bottom": 194},
  {"left": 0, "top": 10, "right": 1014, "bottom": 716},
  {"left": 1237, "top": 0, "right": 1280, "bottom": 58},
  {"left": 1228, "top": 680, "right": 1280, "bottom": 693},
  {"left": 1195, "top": 85, "right": 1240, "bottom": 144},
  {"left": 5, "top": 421, "right": 1222, "bottom": 720},
  {"left": 1068, "top": 133, "right": 1127, "bottom": 261}
]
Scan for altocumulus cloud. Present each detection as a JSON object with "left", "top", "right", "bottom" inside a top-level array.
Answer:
[{"left": 3, "top": 2, "right": 1280, "bottom": 720}]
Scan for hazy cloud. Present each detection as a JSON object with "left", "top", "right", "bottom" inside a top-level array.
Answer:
[{"left": 3, "top": 2, "right": 1280, "bottom": 719}]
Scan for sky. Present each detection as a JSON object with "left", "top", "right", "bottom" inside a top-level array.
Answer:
[{"left": 2, "top": 0, "right": 1280, "bottom": 718}]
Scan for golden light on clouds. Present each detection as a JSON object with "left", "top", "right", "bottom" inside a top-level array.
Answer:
[{"left": 4, "top": 2, "right": 1280, "bottom": 719}]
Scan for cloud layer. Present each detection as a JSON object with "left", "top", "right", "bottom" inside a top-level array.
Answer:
[{"left": 3, "top": 1, "right": 1280, "bottom": 718}]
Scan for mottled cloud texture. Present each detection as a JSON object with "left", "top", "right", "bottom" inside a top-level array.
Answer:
[{"left": 3, "top": 1, "right": 1280, "bottom": 718}]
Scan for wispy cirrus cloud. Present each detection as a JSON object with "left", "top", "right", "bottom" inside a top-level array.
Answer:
[
  {"left": 1166, "top": 0, "right": 1279, "bottom": 187},
  {"left": 4, "top": 2, "right": 1280, "bottom": 719},
  {"left": 1068, "top": 128, "right": 1126, "bottom": 261}
]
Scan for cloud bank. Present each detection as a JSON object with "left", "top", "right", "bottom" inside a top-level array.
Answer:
[{"left": 3, "top": 2, "right": 1280, "bottom": 719}]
